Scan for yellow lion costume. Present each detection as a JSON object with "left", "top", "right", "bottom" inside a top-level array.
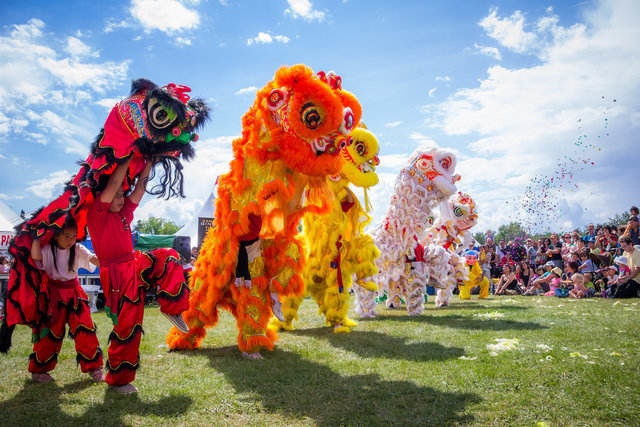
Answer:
[
  {"left": 167, "top": 66, "right": 362, "bottom": 356},
  {"left": 270, "top": 127, "right": 380, "bottom": 333}
]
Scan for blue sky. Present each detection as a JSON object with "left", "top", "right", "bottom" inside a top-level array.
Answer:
[{"left": 0, "top": 0, "right": 638, "bottom": 240}]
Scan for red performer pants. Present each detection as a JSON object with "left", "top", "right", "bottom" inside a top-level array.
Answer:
[
  {"left": 101, "top": 249, "right": 189, "bottom": 386},
  {"left": 29, "top": 278, "right": 103, "bottom": 374}
]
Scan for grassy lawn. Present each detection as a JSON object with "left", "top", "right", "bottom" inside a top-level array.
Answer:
[{"left": 1, "top": 295, "right": 639, "bottom": 426}]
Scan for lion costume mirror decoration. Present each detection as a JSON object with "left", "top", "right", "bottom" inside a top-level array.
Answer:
[{"left": 166, "top": 65, "right": 363, "bottom": 357}]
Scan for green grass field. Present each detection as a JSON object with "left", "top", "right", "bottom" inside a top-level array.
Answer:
[{"left": 1, "top": 295, "right": 639, "bottom": 426}]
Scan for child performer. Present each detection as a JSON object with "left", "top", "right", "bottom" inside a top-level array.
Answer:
[
  {"left": 87, "top": 157, "right": 189, "bottom": 394},
  {"left": 29, "top": 220, "right": 103, "bottom": 383}
]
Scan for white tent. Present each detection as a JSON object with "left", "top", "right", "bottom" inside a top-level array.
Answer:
[{"left": 0, "top": 201, "right": 21, "bottom": 255}]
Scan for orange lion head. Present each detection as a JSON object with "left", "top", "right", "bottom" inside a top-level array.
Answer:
[{"left": 256, "top": 65, "right": 362, "bottom": 177}]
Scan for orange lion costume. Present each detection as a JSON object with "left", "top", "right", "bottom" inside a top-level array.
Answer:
[{"left": 167, "top": 65, "right": 362, "bottom": 356}]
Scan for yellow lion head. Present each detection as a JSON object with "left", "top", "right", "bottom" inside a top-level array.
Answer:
[
  {"left": 254, "top": 65, "right": 362, "bottom": 177},
  {"left": 337, "top": 127, "right": 380, "bottom": 188}
]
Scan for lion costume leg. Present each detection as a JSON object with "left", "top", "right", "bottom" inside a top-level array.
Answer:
[
  {"left": 479, "top": 277, "right": 490, "bottom": 299},
  {"left": 458, "top": 283, "right": 471, "bottom": 300},
  {"left": 386, "top": 277, "right": 406, "bottom": 309},
  {"left": 354, "top": 282, "right": 377, "bottom": 318},
  {"left": 406, "top": 274, "right": 426, "bottom": 316},
  {"left": 166, "top": 234, "right": 238, "bottom": 351},
  {"left": 322, "top": 268, "right": 354, "bottom": 333}
]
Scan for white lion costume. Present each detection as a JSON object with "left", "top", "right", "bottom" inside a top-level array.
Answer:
[
  {"left": 424, "top": 192, "right": 478, "bottom": 307},
  {"left": 361, "top": 149, "right": 460, "bottom": 316}
]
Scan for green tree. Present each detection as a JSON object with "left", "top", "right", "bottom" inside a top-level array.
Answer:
[
  {"left": 603, "top": 211, "right": 631, "bottom": 229},
  {"left": 473, "top": 232, "right": 486, "bottom": 245},
  {"left": 134, "top": 216, "right": 182, "bottom": 235},
  {"left": 493, "top": 222, "right": 528, "bottom": 244}
]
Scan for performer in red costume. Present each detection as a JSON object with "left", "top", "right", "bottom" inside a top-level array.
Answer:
[
  {"left": 28, "top": 220, "right": 103, "bottom": 383},
  {"left": 87, "top": 157, "right": 189, "bottom": 394}
]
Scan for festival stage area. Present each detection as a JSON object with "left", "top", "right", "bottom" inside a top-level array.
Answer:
[{"left": 1, "top": 296, "right": 638, "bottom": 425}]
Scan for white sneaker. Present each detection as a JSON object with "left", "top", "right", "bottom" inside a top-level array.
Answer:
[
  {"left": 161, "top": 312, "right": 189, "bottom": 334},
  {"left": 270, "top": 292, "right": 284, "bottom": 321},
  {"left": 241, "top": 351, "right": 263, "bottom": 360},
  {"left": 110, "top": 383, "right": 138, "bottom": 394}
]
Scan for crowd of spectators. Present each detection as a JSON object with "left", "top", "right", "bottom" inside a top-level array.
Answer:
[{"left": 478, "top": 206, "right": 640, "bottom": 299}]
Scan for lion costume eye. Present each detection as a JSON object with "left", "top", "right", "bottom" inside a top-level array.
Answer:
[
  {"left": 454, "top": 206, "right": 465, "bottom": 217},
  {"left": 354, "top": 140, "right": 367, "bottom": 157},
  {"left": 147, "top": 98, "right": 177, "bottom": 130},
  {"left": 300, "top": 102, "right": 323, "bottom": 130},
  {"left": 415, "top": 155, "right": 432, "bottom": 171},
  {"left": 439, "top": 156, "right": 452, "bottom": 170},
  {"left": 338, "top": 107, "right": 355, "bottom": 135},
  {"left": 267, "top": 88, "right": 288, "bottom": 111}
]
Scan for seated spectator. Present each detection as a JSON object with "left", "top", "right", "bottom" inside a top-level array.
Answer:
[
  {"left": 608, "top": 237, "right": 640, "bottom": 298},
  {"left": 522, "top": 266, "right": 546, "bottom": 295},
  {"left": 494, "top": 264, "right": 521, "bottom": 295},
  {"left": 544, "top": 267, "right": 564, "bottom": 296},
  {"left": 569, "top": 273, "right": 588, "bottom": 298},
  {"left": 578, "top": 251, "right": 596, "bottom": 273},
  {"left": 584, "top": 272, "right": 596, "bottom": 294},
  {"left": 595, "top": 266, "right": 618, "bottom": 296}
]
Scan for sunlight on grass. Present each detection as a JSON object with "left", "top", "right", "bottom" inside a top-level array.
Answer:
[{"left": 1, "top": 296, "right": 638, "bottom": 425}]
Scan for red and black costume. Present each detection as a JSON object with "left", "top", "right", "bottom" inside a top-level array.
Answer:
[
  {"left": 0, "top": 79, "right": 209, "bottom": 360},
  {"left": 26, "top": 243, "right": 102, "bottom": 374},
  {"left": 87, "top": 198, "right": 188, "bottom": 386}
]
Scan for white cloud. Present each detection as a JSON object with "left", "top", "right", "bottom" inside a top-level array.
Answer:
[
  {"left": 473, "top": 43, "right": 502, "bottom": 60},
  {"left": 0, "top": 19, "right": 129, "bottom": 153},
  {"left": 130, "top": 0, "right": 200, "bottom": 34},
  {"left": 95, "top": 97, "right": 121, "bottom": 109},
  {"left": 26, "top": 170, "right": 72, "bottom": 199},
  {"left": 384, "top": 121, "right": 402, "bottom": 128},
  {"left": 435, "top": 75, "right": 451, "bottom": 82},
  {"left": 424, "top": 0, "right": 640, "bottom": 232},
  {"left": 134, "top": 136, "right": 236, "bottom": 242},
  {"left": 428, "top": 87, "right": 437, "bottom": 97},
  {"left": 104, "top": 19, "right": 132, "bottom": 33},
  {"left": 285, "top": 0, "right": 325, "bottom": 22},
  {"left": 234, "top": 86, "right": 258, "bottom": 95},
  {"left": 65, "top": 36, "right": 99, "bottom": 58},
  {"left": 479, "top": 7, "right": 538, "bottom": 54},
  {"left": 175, "top": 36, "right": 192, "bottom": 45},
  {"left": 247, "top": 32, "right": 290, "bottom": 46}
]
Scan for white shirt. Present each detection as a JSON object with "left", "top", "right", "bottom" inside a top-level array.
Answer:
[{"left": 37, "top": 243, "right": 96, "bottom": 281}]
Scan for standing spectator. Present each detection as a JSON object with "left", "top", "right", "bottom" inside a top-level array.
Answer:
[
  {"left": 630, "top": 206, "right": 639, "bottom": 221},
  {"left": 511, "top": 240, "right": 526, "bottom": 263},
  {"left": 571, "top": 230, "right": 581, "bottom": 244},
  {"left": 561, "top": 233, "right": 572, "bottom": 264},
  {"left": 583, "top": 223, "right": 597, "bottom": 242},
  {"left": 611, "top": 237, "right": 640, "bottom": 298},
  {"left": 524, "top": 239, "right": 537, "bottom": 266},
  {"left": 621, "top": 217, "right": 640, "bottom": 245},
  {"left": 497, "top": 240, "right": 507, "bottom": 264},
  {"left": 0, "top": 256, "right": 10, "bottom": 274},
  {"left": 548, "top": 234, "right": 563, "bottom": 268},
  {"left": 536, "top": 239, "right": 549, "bottom": 266},
  {"left": 479, "top": 246, "right": 491, "bottom": 281}
]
